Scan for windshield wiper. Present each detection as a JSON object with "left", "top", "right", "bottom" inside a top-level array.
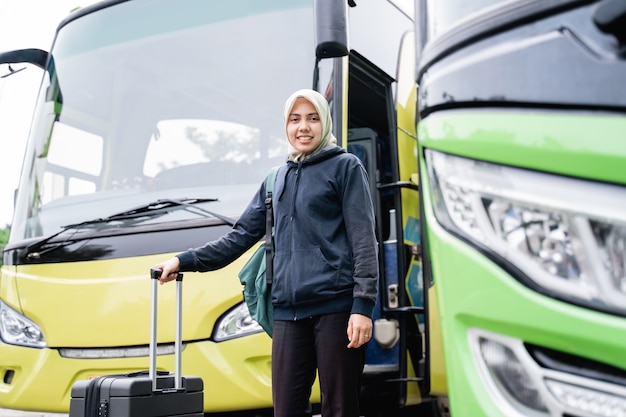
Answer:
[
  {"left": 24, "top": 197, "right": 236, "bottom": 259},
  {"left": 114, "top": 197, "right": 237, "bottom": 226}
]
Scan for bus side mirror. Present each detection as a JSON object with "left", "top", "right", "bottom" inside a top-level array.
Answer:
[
  {"left": 314, "top": 0, "right": 349, "bottom": 59},
  {"left": 593, "top": 0, "right": 626, "bottom": 45},
  {"left": 0, "top": 49, "right": 48, "bottom": 69}
]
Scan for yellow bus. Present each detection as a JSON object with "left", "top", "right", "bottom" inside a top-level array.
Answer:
[{"left": 0, "top": 0, "right": 435, "bottom": 415}]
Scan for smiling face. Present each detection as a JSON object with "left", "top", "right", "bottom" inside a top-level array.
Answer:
[{"left": 286, "top": 97, "right": 323, "bottom": 156}]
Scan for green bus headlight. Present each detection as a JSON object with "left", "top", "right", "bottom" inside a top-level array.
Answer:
[
  {"left": 426, "top": 149, "right": 626, "bottom": 316},
  {"left": 545, "top": 378, "right": 626, "bottom": 417},
  {"left": 478, "top": 336, "right": 548, "bottom": 413}
]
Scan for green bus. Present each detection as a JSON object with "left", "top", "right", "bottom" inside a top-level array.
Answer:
[{"left": 416, "top": 0, "right": 626, "bottom": 416}]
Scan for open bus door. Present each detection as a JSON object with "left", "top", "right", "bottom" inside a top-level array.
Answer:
[
  {"left": 315, "top": 4, "right": 434, "bottom": 411},
  {"left": 344, "top": 57, "right": 431, "bottom": 413}
]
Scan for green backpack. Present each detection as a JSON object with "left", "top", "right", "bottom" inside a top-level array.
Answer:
[{"left": 238, "top": 166, "right": 280, "bottom": 337}]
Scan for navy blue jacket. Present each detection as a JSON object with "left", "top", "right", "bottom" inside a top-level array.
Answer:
[{"left": 176, "top": 146, "right": 379, "bottom": 319}]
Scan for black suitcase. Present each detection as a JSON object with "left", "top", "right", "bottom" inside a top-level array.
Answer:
[{"left": 69, "top": 269, "right": 204, "bottom": 417}]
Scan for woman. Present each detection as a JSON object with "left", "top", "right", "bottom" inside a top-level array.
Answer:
[{"left": 154, "top": 89, "right": 379, "bottom": 417}]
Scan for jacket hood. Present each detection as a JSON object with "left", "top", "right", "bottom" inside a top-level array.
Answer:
[{"left": 289, "top": 144, "right": 346, "bottom": 166}]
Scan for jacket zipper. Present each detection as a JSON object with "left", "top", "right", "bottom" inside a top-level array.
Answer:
[{"left": 288, "top": 162, "right": 303, "bottom": 320}]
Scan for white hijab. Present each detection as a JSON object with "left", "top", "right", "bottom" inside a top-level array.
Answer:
[{"left": 283, "top": 89, "right": 338, "bottom": 162}]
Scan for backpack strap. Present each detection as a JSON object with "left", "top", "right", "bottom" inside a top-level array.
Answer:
[
  {"left": 264, "top": 166, "right": 280, "bottom": 285},
  {"left": 265, "top": 165, "right": 280, "bottom": 198}
]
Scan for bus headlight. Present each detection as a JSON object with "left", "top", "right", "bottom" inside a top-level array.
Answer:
[
  {"left": 213, "top": 302, "right": 264, "bottom": 341},
  {"left": 478, "top": 336, "right": 548, "bottom": 412},
  {"left": 426, "top": 149, "right": 626, "bottom": 315},
  {"left": 470, "top": 328, "right": 626, "bottom": 417},
  {"left": 545, "top": 379, "right": 626, "bottom": 417},
  {"left": 0, "top": 300, "right": 46, "bottom": 348}
]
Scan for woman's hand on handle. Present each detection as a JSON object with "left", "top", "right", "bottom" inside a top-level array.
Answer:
[{"left": 153, "top": 257, "right": 181, "bottom": 285}]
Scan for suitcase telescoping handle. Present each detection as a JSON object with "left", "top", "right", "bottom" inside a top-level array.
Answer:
[{"left": 149, "top": 268, "right": 183, "bottom": 391}]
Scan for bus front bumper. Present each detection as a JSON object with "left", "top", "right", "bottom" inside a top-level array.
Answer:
[{"left": 0, "top": 333, "right": 288, "bottom": 413}]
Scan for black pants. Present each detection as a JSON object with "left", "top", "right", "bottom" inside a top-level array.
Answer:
[{"left": 272, "top": 312, "right": 366, "bottom": 417}]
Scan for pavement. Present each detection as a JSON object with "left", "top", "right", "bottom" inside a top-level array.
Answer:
[{"left": 0, "top": 410, "right": 66, "bottom": 417}]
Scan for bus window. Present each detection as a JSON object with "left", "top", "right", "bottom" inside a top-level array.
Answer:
[{"left": 43, "top": 123, "right": 102, "bottom": 201}]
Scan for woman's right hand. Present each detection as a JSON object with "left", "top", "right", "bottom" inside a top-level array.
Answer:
[{"left": 153, "top": 257, "right": 181, "bottom": 284}]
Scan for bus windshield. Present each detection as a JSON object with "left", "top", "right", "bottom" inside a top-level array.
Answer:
[
  {"left": 425, "top": 0, "right": 508, "bottom": 39},
  {"left": 10, "top": 0, "right": 314, "bottom": 242}
]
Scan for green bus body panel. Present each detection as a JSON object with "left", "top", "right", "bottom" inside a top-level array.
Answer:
[
  {"left": 419, "top": 110, "right": 626, "bottom": 185},
  {"left": 419, "top": 109, "right": 626, "bottom": 416}
]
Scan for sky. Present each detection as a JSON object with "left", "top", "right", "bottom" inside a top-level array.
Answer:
[{"left": 0, "top": 0, "right": 98, "bottom": 226}]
